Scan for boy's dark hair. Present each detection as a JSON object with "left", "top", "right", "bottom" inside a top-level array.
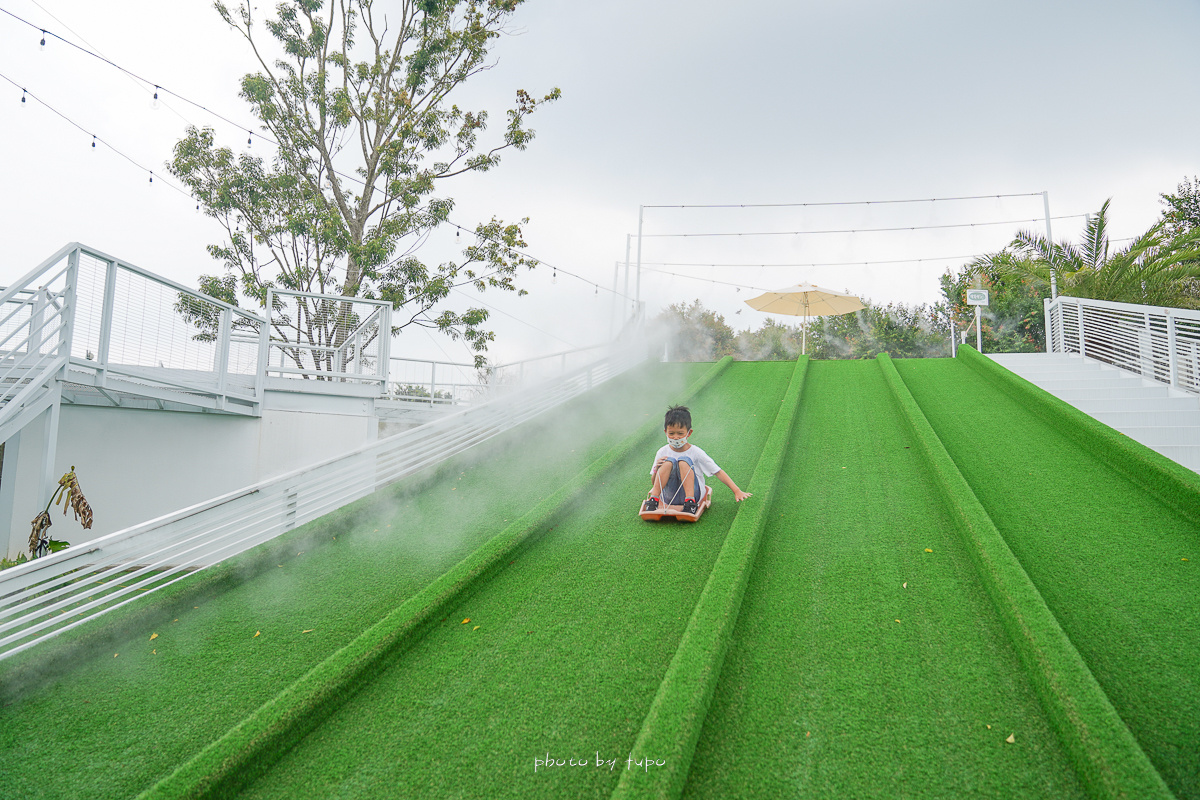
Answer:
[{"left": 664, "top": 405, "right": 692, "bottom": 430}]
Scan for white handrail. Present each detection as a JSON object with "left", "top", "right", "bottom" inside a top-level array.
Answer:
[{"left": 1045, "top": 295, "right": 1200, "bottom": 393}]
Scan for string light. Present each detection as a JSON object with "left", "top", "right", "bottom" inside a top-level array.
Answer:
[
  {"left": 91, "top": 134, "right": 95, "bottom": 148},
  {"left": 150, "top": 86, "right": 160, "bottom": 110},
  {"left": 148, "top": 171, "right": 153, "bottom": 185},
  {"left": 552, "top": 267, "right": 557, "bottom": 284},
  {"left": 247, "top": 133, "right": 252, "bottom": 147},
  {"left": 20, "top": 88, "right": 26, "bottom": 103},
  {"left": 39, "top": 29, "right": 45, "bottom": 49}
]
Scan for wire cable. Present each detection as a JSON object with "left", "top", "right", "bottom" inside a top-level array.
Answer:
[
  {"left": 639, "top": 215, "right": 1088, "bottom": 238},
  {"left": 1, "top": 70, "right": 193, "bottom": 198},
  {"left": 642, "top": 192, "right": 1046, "bottom": 209}
]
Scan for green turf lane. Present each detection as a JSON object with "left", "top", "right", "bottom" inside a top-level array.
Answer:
[
  {"left": 0, "top": 362, "right": 705, "bottom": 800},
  {"left": 233, "top": 362, "right": 795, "bottom": 800},
  {"left": 683, "top": 360, "right": 1088, "bottom": 799},
  {"left": 896, "top": 357, "right": 1200, "bottom": 799}
]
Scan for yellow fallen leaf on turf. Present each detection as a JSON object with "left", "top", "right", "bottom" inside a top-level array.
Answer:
[
  {"left": 902, "top": 582, "right": 908, "bottom": 589},
  {"left": 114, "top": 653, "right": 119, "bottom": 658},
  {"left": 150, "top": 633, "right": 158, "bottom": 641},
  {"left": 302, "top": 629, "right": 314, "bottom": 633},
  {"left": 1006, "top": 733, "right": 1015, "bottom": 744},
  {"left": 986, "top": 724, "right": 991, "bottom": 729},
  {"left": 473, "top": 626, "right": 480, "bottom": 631},
  {"left": 462, "top": 618, "right": 471, "bottom": 624},
  {"left": 895, "top": 619, "right": 901, "bottom": 624},
  {"left": 1184, "top": 558, "right": 1190, "bottom": 562},
  {"left": 152, "top": 649, "right": 157, "bottom": 655},
  {"left": 253, "top": 631, "right": 260, "bottom": 638},
  {"left": 924, "top": 548, "right": 933, "bottom": 553}
]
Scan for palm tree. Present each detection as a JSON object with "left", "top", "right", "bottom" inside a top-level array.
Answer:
[{"left": 969, "top": 199, "right": 1200, "bottom": 309}]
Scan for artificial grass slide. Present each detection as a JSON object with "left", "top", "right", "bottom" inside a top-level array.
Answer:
[
  {"left": 612, "top": 355, "right": 809, "bottom": 800},
  {"left": 896, "top": 356, "right": 1200, "bottom": 800},
  {"left": 684, "top": 359, "right": 1090, "bottom": 799},
  {"left": 959, "top": 345, "right": 1200, "bottom": 525},
  {"left": 138, "top": 357, "right": 737, "bottom": 800},
  {"left": 0, "top": 361, "right": 706, "bottom": 800},
  {"left": 880, "top": 354, "right": 1170, "bottom": 800},
  {"left": 230, "top": 362, "right": 798, "bottom": 800}
]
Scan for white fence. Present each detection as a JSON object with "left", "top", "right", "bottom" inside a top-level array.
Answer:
[
  {"left": 1045, "top": 295, "right": 1200, "bottom": 392},
  {"left": 386, "top": 344, "right": 629, "bottom": 407},
  {"left": 0, "top": 343, "right": 648, "bottom": 660},
  {"left": 265, "top": 288, "right": 391, "bottom": 388}
]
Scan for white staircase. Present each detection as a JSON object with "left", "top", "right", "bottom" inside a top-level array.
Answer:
[{"left": 988, "top": 352, "right": 1200, "bottom": 473}]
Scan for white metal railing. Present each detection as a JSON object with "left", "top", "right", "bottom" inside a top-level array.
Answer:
[
  {"left": 385, "top": 343, "right": 622, "bottom": 408},
  {"left": 1045, "top": 295, "right": 1200, "bottom": 392},
  {"left": 265, "top": 288, "right": 391, "bottom": 387},
  {"left": 0, "top": 246, "right": 78, "bottom": 442},
  {"left": 386, "top": 356, "right": 483, "bottom": 406},
  {"left": 0, "top": 343, "right": 648, "bottom": 660}
]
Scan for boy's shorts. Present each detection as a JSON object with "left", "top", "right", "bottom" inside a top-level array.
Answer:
[{"left": 661, "top": 455, "right": 701, "bottom": 504}]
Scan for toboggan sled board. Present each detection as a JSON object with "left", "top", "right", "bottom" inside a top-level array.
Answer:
[{"left": 639, "top": 485, "right": 712, "bottom": 523}]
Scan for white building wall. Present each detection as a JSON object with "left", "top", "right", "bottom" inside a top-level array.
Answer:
[{"left": 2, "top": 400, "right": 377, "bottom": 560}]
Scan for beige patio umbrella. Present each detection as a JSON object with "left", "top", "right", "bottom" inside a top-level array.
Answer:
[{"left": 745, "top": 282, "right": 865, "bottom": 355}]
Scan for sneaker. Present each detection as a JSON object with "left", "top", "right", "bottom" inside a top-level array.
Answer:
[
  {"left": 643, "top": 497, "right": 660, "bottom": 512},
  {"left": 681, "top": 498, "right": 698, "bottom": 515}
]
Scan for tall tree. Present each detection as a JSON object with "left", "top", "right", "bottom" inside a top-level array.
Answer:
[
  {"left": 655, "top": 301, "right": 736, "bottom": 361},
  {"left": 169, "top": 0, "right": 559, "bottom": 368},
  {"left": 1161, "top": 175, "right": 1200, "bottom": 240}
]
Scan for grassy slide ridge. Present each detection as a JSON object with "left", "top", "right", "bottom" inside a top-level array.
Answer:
[
  {"left": 137, "top": 357, "right": 735, "bottom": 800},
  {"left": 959, "top": 345, "right": 1200, "bottom": 525},
  {"left": 2, "top": 362, "right": 703, "bottom": 800},
  {"left": 879, "top": 354, "right": 1172, "bottom": 800},
  {"left": 611, "top": 356, "right": 808, "bottom": 800},
  {"left": 684, "top": 359, "right": 1087, "bottom": 798}
]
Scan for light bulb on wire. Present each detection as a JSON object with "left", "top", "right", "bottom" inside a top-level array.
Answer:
[
  {"left": 247, "top": 132, "right": 252, "bottom": 147},
  {"left": 39, "top": 30, "right": 46, "bottom": 49},
  {"left": 552, "top": 267, "right": 557, "bottom": 284},
  {"left": 150, "top": 86, "right": 160, "bottom": 110},
  {"left": 21, "top": 89, "right": 27, "bottom": 104},
  {"left": 91, "top": 135, "right": 96, "bottom": 149}
]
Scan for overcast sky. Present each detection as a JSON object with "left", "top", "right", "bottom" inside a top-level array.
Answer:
[{"left": 1, "top": 0, "right": 1197, "bottom": 362}]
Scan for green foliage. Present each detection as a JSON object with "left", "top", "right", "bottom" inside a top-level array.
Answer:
[
  {"left": 658, "top": 300, "right": 951, "bottom": 361},
  {"left": 1161, "top": 175, "right": 1200, "bottom": 240},
  {"left": 655, "top": 301, "right": 736, "bottom": 361},
  {"left": 808, "top": 302, "right": 950, "bottom": 360},
  {"left": 1, "top": 552, "right": 29, "bottom": 571},
  {"left": 974, "top": 198, "right": 1200, "bottom": 310},
  {"left": 940, "top": 261, "right": 1045, "bottom": 353},
  {"left": 170, "top": 0, "right": 559, "bottom": 368}
]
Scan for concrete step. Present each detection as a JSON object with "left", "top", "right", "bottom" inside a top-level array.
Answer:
[
  {"left": 1070, "top": 397, "right": 1200, "bottom": 414},
  {"left": 1091, "top": 410, "right": 1200, "bottom": 428},
  {"left": 1122, "top": 427, "right": 1200, "bottom": 447},
  {"left": 991, "top": 359, "right": 1101, "bottom": 374},
  {"left": 1030, "top": 376, "right": 1151, "bottom": 392},
  {"left": 1152, "top": 445, "right": 1200, "bottom": 472},
  {"left": 1055, "top": 386, "right": 1174, "bottom": 401}
]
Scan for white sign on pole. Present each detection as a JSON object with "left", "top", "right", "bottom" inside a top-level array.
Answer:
[{"left": 966, "top": 289, "right": 990, "bottom": 306}]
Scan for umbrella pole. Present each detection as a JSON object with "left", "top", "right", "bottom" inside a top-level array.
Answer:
[{"left": 802, "top": 312, "right": 808, "bottom": 355}]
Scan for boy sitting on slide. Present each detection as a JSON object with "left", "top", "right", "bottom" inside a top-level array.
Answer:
[{"left": 642, "top": 405, "right": 752, "bottom": 515}]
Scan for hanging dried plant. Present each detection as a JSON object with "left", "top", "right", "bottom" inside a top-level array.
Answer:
[
  {"left": 29, "top": 511, "right": 53, "bottom": 559},
  {"left": 56, "top": 467, "right": 93, "bottom": 529},
  {"left": 28, "top": 466, "right": 93, "bottom": 559}
]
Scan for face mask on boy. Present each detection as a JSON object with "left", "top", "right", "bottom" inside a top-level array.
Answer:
[{"left": 667, "top": 436, "right": 688, "bottom": 450}]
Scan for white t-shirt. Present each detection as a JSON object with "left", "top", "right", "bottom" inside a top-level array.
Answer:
[{"left": 650, "top": 443, "right": 721, "bottom": 497}]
